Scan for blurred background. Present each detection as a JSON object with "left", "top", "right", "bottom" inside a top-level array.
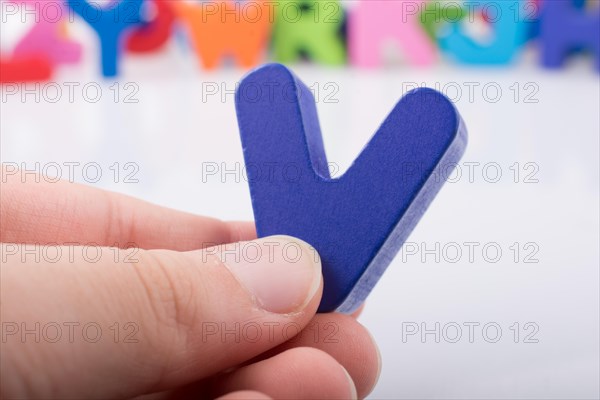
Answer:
[{"left": 1, "top": 0, "right": 599, "bottom": 398}]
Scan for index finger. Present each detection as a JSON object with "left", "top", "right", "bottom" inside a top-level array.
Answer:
[{"left": 0, "top": 166, "right": 256, "bottom": 250}]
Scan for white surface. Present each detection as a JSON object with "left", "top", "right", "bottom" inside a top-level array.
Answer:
[{"left": 1, "top": 38, "right": 599, "bottom": 399}]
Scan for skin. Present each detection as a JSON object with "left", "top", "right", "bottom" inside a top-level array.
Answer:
[{"left": 0, "top": 168, "right": 380, "bottom": 399}]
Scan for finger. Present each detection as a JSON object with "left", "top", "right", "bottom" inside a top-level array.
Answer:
[
  {"left": 208, "top": 348, "right": 357, "bottom": 399},
  {"left": 1, "top": 236, "right": 322, "bottom": 399},
  {"left": 216, "top": 391, "right": 272, "bottom": 400},
  {"left": 154, "top": 314, "right": 378, "bottom": 399},
  {"left": 0, "top": 166, "right": 256, "bottom": 249},
  {"left": 266, "top": 314, "right": 381, "bottom": 399}
]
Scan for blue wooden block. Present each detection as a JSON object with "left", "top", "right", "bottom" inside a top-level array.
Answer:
[
  {"left": 235, "top": 64, "right": 468, "bottom": 313},
  {"left": 67, "top": 0, "right": 144, "bottom": 77}
]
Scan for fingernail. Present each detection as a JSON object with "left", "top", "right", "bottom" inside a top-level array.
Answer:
[
  {"left": 342, "top": 366, "right": 358, "bottom": 400},
  {"left": 221, "top": 236, "right": 321, "bottom": 314}
]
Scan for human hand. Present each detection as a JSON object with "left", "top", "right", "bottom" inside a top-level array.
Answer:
[{"left": 0, "top": 168, "right": 381, "bottom": 399}]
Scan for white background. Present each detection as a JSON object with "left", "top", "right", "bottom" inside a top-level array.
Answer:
[{"left": 1, "top": 12, "right": 600, "bottom": 399}]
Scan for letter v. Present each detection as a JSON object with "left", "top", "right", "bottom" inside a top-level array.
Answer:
[{"left": 235, "top": 64, "right": 468, "bottom": 313}]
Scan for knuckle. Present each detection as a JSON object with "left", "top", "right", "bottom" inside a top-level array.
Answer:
[{"left": 131, "top": 251, "right": 204, "bottom": 344}]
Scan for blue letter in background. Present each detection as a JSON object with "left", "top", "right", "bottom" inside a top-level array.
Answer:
[
  {"left": 67, "top": 0, "right": 144, "bottom": 77},
  {"left": 540, "top": 0, "right": 600, "bottom": 71},
  {"left": 439, "top": 0, "right": 527, "bottom": 64}
]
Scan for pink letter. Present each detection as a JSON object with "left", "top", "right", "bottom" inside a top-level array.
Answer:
[
  {"left": 12, "top": 0, "right": 81, "bottom": 64},
  {"left": 349, "top": 0, "right": 436, "bottom": 67}
]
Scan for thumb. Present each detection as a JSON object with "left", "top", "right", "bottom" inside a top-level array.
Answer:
[{"left": 1, "top": 236, "right": 323, "bottom": 399}]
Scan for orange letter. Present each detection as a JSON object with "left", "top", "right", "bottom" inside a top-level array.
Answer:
[{"left": 173, "top": 0, "right": 273, "bottom": 69}]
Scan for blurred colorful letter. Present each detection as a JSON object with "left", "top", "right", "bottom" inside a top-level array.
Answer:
[
  {"left": 272, "top": 0, "right": 346, "bottom": 65},
  {"left": 173, "top": 1, "right": 273, "bottom": 69},
  {"left": 350, "top": 0, "right": 436, "bottom": 67}
]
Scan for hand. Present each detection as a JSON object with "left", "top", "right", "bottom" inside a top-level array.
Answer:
[{"left": 0, "top": 168, "right": 381, "bottom": 399}]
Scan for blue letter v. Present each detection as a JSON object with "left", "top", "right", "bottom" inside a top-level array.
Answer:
[{"left": 236, "top": 64, "right": 468, "bottom": 313}]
